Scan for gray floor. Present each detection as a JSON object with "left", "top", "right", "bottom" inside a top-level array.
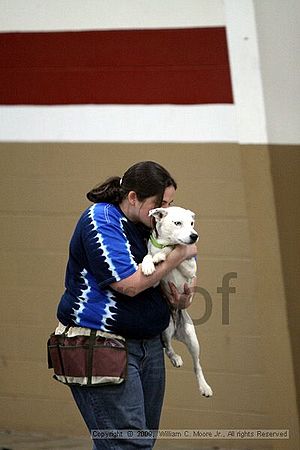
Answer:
[
  {"left": 0, "top": 430, "right": 271, "bottom": 450},
  {"left": 1, "top": 431, "right": 89, "bottom": 450}
]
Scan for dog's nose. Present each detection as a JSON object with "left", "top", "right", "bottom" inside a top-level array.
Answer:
[{"left": 190, "top": 233, "right": 198, "bottom": 243}]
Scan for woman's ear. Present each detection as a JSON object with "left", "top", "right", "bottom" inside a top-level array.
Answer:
[{"left": 127, "top": 191, "right": 138, "bottom": 206}]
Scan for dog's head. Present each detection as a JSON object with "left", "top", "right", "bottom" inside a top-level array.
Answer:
[{"left": 149, "top": 206, "right": 199, "bottom": 245}]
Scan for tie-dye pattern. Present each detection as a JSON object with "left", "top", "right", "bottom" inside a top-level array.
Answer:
[{"left": 57, "top": 203, "right": 170, "bottom": 339}]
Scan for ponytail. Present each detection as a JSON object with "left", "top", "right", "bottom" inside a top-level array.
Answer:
[{"left": 86, "top": 176, "right": 123, "bottom": 204}]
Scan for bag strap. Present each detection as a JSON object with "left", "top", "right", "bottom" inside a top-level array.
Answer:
[
  {"left": 62, "top": 324, "right": 71, "bottom": 336},
  {"left": 87, "top": 329, "right": 97, "bottom": 385},
  {"left": 47, "top": 336, "right": 53, "bottom": 369}
]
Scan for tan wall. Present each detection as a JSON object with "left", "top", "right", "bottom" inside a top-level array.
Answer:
[{"left": 0, "top": 143, "right": 299, "bottom": 450}]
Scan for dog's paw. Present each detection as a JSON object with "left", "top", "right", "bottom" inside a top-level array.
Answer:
[
  {"left": 141, "top": 255, "right": 156, "bottom": 276},
  {"left": 200, "top": 382, "right": 213, "bottom": 398},
  {"left": 152, "top": 252, "right": 166, "bottom": 264},
  {"left": 171, "top": 354, "right": 183, "bottom": 368}
]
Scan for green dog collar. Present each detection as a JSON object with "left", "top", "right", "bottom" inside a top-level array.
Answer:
[{"left": 150, "top": 234, "right": 174, "bottom": 250}]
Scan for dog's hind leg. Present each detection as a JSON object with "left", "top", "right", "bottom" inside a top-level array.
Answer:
[
  {"left": 185, "top": 330, "right": 213, "bottom": 397},
  {"left": 165, "top": 342, "right": 183, "bottom": 367},
  {"left": 176, "top": 312, "right": 213, "bottom": 397},
  {"left": 162, "top": 318, "right": 183, "bottom": 367}
]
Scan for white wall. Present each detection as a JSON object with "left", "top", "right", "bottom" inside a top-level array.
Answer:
[
  {"left": 0, "top": 105, "right": 236, "bottom": 143},
  {"left": 254, "top": 0, "right": 300, "bottom": 144},
  {"left": 0, "top": 0, "right": 225, "bottom": 30},
  {"left": 224, "top": 0, "right": 268, "bottom": 144}
]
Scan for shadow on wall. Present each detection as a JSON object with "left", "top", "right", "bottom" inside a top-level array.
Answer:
[{"left": 269, "top": 145, "right": 300, "bottom": 421}]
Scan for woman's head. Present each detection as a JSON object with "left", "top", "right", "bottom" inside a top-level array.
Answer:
[
  {"left": 87, "top": 161, "right": 177, "bottom": 227},
  {"left": 87, "top": 161, "right": 177, "bottom": 206}
]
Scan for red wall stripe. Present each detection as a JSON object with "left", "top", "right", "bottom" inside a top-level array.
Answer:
[{"left": 0, "top": 28, "right": 233, "bottom": 105}]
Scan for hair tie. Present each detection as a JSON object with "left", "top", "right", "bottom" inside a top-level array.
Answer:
[{"left": 119, "top": 177, "right": 123, "bottom": 186}]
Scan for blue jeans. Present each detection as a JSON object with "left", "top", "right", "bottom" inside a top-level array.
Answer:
[{"left": 70, "top": 335, "right": 165, "bottom": 449}]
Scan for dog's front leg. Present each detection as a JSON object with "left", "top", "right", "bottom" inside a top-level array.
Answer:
[
  {"left": 152, "top": 246, "right": 172, "bottom": 264},
  {"left": 142, "top": 254, "right": 156, "bottom": 275},
  {"left": 142, "top": 247, "right": 172, "bottom": 276}
]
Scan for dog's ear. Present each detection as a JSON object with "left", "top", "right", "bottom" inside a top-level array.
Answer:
[{"left": 148, "top": 208, "right": 168, "bottom": 222}]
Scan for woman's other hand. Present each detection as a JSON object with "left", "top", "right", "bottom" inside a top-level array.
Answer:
[{"left": 161, "top": 281, "right": 194, "bottom": 309}]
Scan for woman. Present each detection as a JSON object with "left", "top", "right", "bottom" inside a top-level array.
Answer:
[{"left": 56, "top": 161, "right": 197, "bottom": 449}]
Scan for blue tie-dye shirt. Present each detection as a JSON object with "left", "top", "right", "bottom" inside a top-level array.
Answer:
[{"left": 57, "top": 203, "right": 170, "bottom": 339}]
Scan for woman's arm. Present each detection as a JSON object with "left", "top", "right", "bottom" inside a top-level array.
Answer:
[{"left": 110, "top": 244, "right": 197, "bottom": 297}]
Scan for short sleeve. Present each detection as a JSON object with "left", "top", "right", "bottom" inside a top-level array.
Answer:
[{"left": 81, "top": 204, "right": 138, "bottom": 287}]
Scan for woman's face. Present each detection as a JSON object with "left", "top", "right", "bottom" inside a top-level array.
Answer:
[{"left": 136, "top": 185, "right": 176, "bottom": 227}]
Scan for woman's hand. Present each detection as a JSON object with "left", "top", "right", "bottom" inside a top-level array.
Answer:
[
  {"left": 161, "top": 281, "right": 194, "bottom": 310},
  {"left": 173, "top": 244, "right": 197, "bottom": 262}
]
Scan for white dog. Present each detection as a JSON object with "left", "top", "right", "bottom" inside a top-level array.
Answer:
[{"left": 142, "top": 206, "right": 213, "bottom": 397}]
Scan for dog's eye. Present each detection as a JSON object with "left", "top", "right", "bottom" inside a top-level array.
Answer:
[
  {"left": 191, "top": 221, "right": 194, "bottom": 226},
  {"left": 174, "top": 221, "right": 182, "bottom": 226}
]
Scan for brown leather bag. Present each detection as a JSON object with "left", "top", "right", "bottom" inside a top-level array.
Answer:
[{"left": 47, "top": 327, "right": 127, "bottom": 386}]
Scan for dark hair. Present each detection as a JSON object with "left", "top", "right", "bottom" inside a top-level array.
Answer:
[{"left": 87, "top": 161, "right": 177, "bottom": 205}]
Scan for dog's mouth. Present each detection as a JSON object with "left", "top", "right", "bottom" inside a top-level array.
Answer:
[{"left": 177, "top": 235, "right": 199, "bottom": 245}]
